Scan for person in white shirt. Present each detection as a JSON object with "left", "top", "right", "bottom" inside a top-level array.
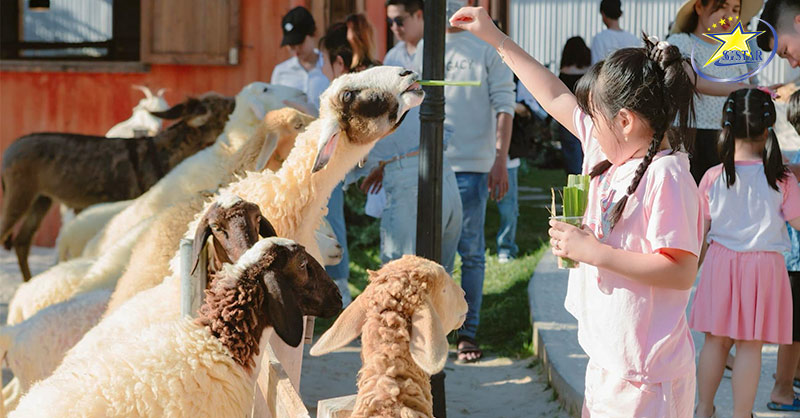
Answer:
[
  {"left": 590, "top": 0, "right": 641, "bottom": 64},
  {"left": 270, "top": 6, "right": 329, "bottom": 111}
]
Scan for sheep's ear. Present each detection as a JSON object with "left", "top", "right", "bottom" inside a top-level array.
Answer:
[
  {"left": 133, "top": 84, "right": 153, "bottom": 99},
  {"left": 246, "top": 96, "right": 267, "bottom": 121},
  {"left": 259, "top": 216, "right": 277, "bottom": 238},
  {"left": 311, "top": 118, "right": 341, "bottom": 173},
  {"left": 150, "top": 102, "right": 185, "bottom": 119},
  {"left": 186, "top": 104, "right": 213, "bottom": 128},
  {"left": 191, "top": 214, "right": 212, "bottom": 275},
  {"left": 264, "top": 272, "right": 304, "bottom": 347},
  {"left": 254, "top": 132, "right": 279, "bottom": 172},
  {"left": 409, "top": 298, "right": 449, "bottom": 375},
  {"left": 309, "top": 296, "right": 365, "bottom": 356},
  {"left": 156, "top": 88, "right": 167, "bottom": 97}
]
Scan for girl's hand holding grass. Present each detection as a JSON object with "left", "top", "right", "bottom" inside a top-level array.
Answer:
[{"left": 548, "top": 219, "right": 601, "bottom": 265}]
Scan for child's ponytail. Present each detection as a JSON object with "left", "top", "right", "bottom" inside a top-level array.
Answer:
[
  {"left": 576, "top": 34, "right": 697, "bottom": 230},
  {"left": 717, "top": 89, "right": 786, "bottom": 191}
]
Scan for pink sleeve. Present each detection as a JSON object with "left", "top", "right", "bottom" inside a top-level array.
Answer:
[
  {"left": 646, "top": 171, "right": 703, "bottom": 256},
  {"left": 571, "top": 106, "right": 593, "bottom": 151},
  {"left": 781, "top": 171, "right": 800, "bottom": 221},
  {"left": 697, "top": 167, "right": 720, "bottom": 221}
]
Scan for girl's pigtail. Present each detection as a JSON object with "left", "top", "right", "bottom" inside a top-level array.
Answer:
[
  {"left": 762, "top": 95, "right": 787, "bottom": 190},
  {"left": 718, "top": 97, "right": 737, "bottom": 188},
  {"left": 607, "top": 132, "right": 662, "bottom": 229}
]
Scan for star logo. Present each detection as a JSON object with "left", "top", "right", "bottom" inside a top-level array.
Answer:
[{"left": 702, "top": 22, "right": 764, "bottom": 67}]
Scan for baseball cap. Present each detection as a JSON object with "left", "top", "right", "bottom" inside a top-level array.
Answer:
[{"left": 281, "top": 6, "right": 316, "bottom": 46}]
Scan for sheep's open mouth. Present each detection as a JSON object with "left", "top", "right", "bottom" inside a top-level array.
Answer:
[{"left": 403, "top": 82, "right": 423, "bottom": 95}]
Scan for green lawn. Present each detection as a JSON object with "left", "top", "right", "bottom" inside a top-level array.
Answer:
[{"left": 317, "top": 164, "right": 567, "bottom": 358}]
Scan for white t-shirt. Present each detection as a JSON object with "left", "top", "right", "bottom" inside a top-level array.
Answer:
[
  {"left": 700, "top": 162, "right": 800, "bottom": 252},
  {"left": 590, "top": 29, "right": 641, "bottom": 64},
  {"left": 270, "top": 52, "right": 330, "bottom": 110}
]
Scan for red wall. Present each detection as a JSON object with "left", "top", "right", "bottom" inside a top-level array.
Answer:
[{"left": 0, "top": 0, "right": 389, "bottom": 246}]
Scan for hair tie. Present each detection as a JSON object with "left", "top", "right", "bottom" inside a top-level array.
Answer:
[
  {"left": 647, "top": 35, "right": 659, "bottom": 44},
  {"left": 724, "top": 121, "right": 732, "bottom": 126},
  {"left": 764, "top": 112, "right": 770, "bottom": 117},
  {"left": 656, "top": 41, "right": 671, "bottom": 50},
  {"left": 757, "top": 87, "right": 778, "bottom": 99},
  {"left": 726, "top": 107, "right": 733, "bottom": 113}
]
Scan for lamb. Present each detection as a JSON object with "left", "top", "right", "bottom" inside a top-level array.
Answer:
[
  {"left": 53, "top": 66, "right": 425, "bottom": 389},
  {"left": 310, "top": 255, "right": 468, "bottom": 418},
  {"left": 0, "top": 195, "right": 280, "bottom": 411},
  {"left": 0, "top": 94, "right": 235, "bottom": 281},
  {"left": 9, "top": 237, "right": 342, "bottom": 418},
  {"left": 6, "top": 106, "right": 313, "bottom": 326},
  {"left": 81, "top": 85, "right": 308, "bottom": 258},
  {"left": 105, "top": 85, "right": 169, "bottom": 138}
]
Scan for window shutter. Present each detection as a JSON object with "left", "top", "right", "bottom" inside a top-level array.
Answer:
[{"left": 141, "top": 0, "right": 240, "bottom": 65}]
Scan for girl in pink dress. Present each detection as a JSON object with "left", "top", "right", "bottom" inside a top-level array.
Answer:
[
  {"left": 450, "top": 7, "right": 702, "bottom": 417},
  {"left": 690, "top": 88, "right": 800, "bottom": 418}
]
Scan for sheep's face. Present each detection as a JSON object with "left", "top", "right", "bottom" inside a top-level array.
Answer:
[
  {"left": 191, "top": 195, "right": 277, "bottom": 275},
  {"left": 236, "top": 82, "right": 308, "bottom": 122},
  {"left": 149, "top": 95, "right": 236, "bottom": 147},
  {"left": 312, "top": 66, "right": 424, "bottom": 172},
  {"left": 233, "top": 238, "right": 342, "bottom": 347}
]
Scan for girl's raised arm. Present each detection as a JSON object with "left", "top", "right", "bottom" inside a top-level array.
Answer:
[{"left": 450, "top": 7, "right": 579, "bottom": 137}]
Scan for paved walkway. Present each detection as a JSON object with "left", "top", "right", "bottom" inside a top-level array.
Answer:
[{"left": 529, "top": 253, "right": 793, "bottom": 418}]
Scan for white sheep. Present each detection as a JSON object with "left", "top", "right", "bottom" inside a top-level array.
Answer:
[
  {"left": 55, "top": 200, "right": 133, "bottom": 262},
  {"left": 51, "top": 66, "right": 425, "bottom": 391},
  {"left": 77, "top": 83, "right": 306, "bottom": 260},
  {"left": 9, "top": 238, "right": 342, "bottom": 418},
  {"left": 310, "top": 255, "right": 468, "bottom": 417},
  {"left": 105, "top": 86, "right": 169, "bottom": 138}
]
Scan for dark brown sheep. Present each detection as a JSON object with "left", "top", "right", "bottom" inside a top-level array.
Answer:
[
  {"left": 0, "top": 94, "right": 235, "bottom": 280},
  {"left": 196, "top": 237, "right": 343, "bottom": 371}
]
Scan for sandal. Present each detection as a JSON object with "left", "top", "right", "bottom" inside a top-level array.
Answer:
[
  {"left": 767, "top": 395, "right": 800, "bottom": 412},
  {"left": 457, "top": 336, "right": 483, "bottom": 363}
]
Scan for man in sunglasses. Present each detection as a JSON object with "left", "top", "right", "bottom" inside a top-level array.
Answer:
[{"left": 384, "top": 0, "right": 425, "bottom": 67}]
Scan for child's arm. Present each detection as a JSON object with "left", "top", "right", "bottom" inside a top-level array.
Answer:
[
  {"left": 449, "top": 7, "right": 579, "bottom": 137},
  {"left": 549, "top": 220, "right": 698, "bottom": 290},
  {"left": 697, "top": 219, "right": 711, "bottom": 266}
]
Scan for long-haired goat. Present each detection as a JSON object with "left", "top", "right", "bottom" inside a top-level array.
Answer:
[
  {"left": 311, "top": 255, "right": 468, "bottom": 418},
  {"left": 0, "top": 94, "right": 235, "bottom": 281},
  {"left": 10, "top": 238, "right": 342, "bottom": 418},
  {"left": 51, "top": 66, "right": 424, "bottom": 391}
]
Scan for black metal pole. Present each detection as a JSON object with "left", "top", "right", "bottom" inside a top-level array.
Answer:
[{"left": 417, "top": 0, "right": 446, "bottom": 417}]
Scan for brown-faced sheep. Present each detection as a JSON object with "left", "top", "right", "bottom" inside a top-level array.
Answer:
[
  {"left": 0, "top": 94, "right": 235, "bottom": 281},
  {"left": 310, "top": 255, "right": 468, "bottom": 418},
  {"left": 9, "top": 238, "right": 342, "bottom": 418},
  {"left": 0, "top": 195, "right": 279, "bottom": 412}
]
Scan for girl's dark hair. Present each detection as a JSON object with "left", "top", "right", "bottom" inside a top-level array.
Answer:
[
  {"left": 319, "top": 14, "right": 380, "bottom": 72},
  {"left": 718, "top": 89, "right": 787, "bottom": 191},
  {"left": 682, "top": 0, "right": 726, "bottom": 33},
  {"left": 574, "top": 34, "right": 697, "bottom": 231},
  {"left": 560, "top": 37, "right": 591, "bottom": 69}
]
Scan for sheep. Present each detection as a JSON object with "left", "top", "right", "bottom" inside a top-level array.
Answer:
[
  {"left": 0, "top": 94, "right": 235, "bottom": 281},
  {"left": 0, "top": 195, "right": 280, "bottom": 411},
  {"left": 55, "top": 200, "right": 133, "bottom": 261},
  {"left": 9, "top": 237, "right": 342, "bottom": 418},
  {"left": 105, "top": 86, "right": 169, "bottom": 138},
  {"left": 46, "top": 65, "right": 424, "bottom": 394},
  {"left": 81, "top": 85, "right": 308, "bottom": 259},
  {"left": 310, "top": 255, "right": 468, "bottom": 418},
  {"left": 6, "top": 107, "right": 313, "bottom": 326}
]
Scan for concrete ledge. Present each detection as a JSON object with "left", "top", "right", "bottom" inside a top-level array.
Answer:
[
  {"left": 317, "top": 394, "right": 356, "bottom": 418},
  {"left": 528, "top": 253, "right": 585, "bottom": 417}
]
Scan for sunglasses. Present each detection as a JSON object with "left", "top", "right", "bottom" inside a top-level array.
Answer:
[{"left": 386, "top": 15, "right": 406, "bottom": 27}]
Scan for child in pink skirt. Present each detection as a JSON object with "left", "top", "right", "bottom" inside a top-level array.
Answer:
[
  {"left": 691, "top": 88, "right": 800, "bottom": 418},
  {"left": 450, "top": 7, "right": 702, "bottom": 417}
]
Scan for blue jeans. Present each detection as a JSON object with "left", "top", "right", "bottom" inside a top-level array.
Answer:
[
  {"left": 559, "top": 125, "right": 584, "bottom": 175},
  {"left": 379, "top": 156, "right": 463, "bottom": 274},
  {"left": 496, "top": 166, "right": 519, "bottom": 258},
  {"left": 325, "top": 182, "right": 351, "bottom": 304},
  {"left": 455, "top": 172, "right": 489, "bottom": 339}
]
